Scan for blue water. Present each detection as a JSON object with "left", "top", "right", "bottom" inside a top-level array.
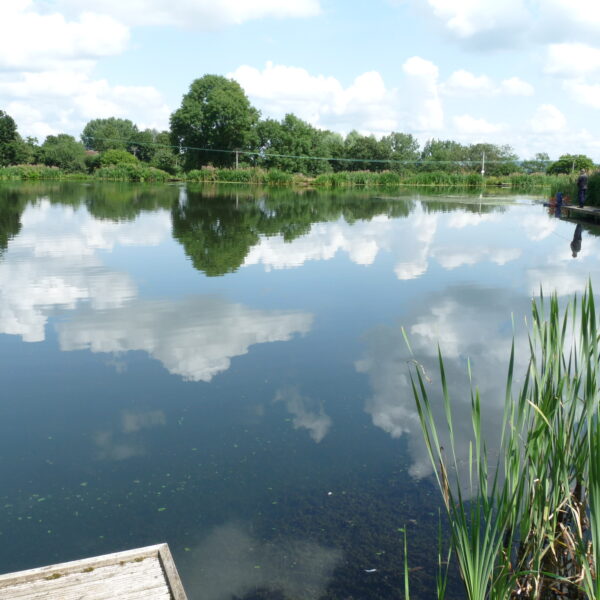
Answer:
[{"left": 0, "top": 182, "right": 595, "bottom": 599}]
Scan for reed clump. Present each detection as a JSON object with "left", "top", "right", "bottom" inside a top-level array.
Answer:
[
  {"left": 185, "top": 167, "right": 296, "bottom": 185},
  {"left": 550, "top": 173, "right": 600, "bottom": 207},
  {"left": 408, "top": 285, "right": 600, "bottom": 599}
]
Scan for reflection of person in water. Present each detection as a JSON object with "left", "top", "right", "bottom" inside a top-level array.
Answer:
[{"left": 570, "top": 224, "right": 582, "bottom": 258}]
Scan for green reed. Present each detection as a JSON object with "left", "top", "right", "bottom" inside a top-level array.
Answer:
[{"left": 408, "top": 285, "right": 600, "bottom": 599}]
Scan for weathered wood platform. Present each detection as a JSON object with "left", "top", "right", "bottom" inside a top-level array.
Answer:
[
  {"left": 0, "top": 543, "right": 188, "bottom": 600},
  {"left": 560, "top": 205, "right": 600, "bottom": 222}
]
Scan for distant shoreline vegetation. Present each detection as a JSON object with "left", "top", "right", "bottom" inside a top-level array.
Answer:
[
  {"left": 0, "top": 74, "right": 599, "bottom": 195},
  {"left": 0, "top": 163, "right": 592, "bottom": 196}
]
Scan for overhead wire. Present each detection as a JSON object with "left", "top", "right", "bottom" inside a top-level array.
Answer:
[{"left": 87, "top": 135, "right": 553, "bottom": 168}]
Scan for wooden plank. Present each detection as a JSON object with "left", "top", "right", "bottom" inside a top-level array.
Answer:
[
  {"left": 157, "top": 543, "right": 189, "bottom": 600},
  {"left": 0, "top": 543, "right": 188, "bottom": 600}
]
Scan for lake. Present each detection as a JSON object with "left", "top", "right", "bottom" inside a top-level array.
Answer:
[{"left": 0, "top": 182, "right": 595, "bottom": 599}]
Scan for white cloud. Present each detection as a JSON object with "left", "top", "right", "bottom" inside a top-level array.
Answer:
[
  {"left": 58, "top": 0, "right": 321, "bottom": 29},
  {"left": 58, "top": 297, "right": 313, "bottom": 382},
  {"left": 230, "top": 62, "right": 398, "bottom": 135},
  {"left": 0, "top": 68, "right": 171, "bottom": 138},
  {"left": 453, "top": 114, "right": 502, "bottom": 135},
  {"left": 424, "top": 0, "right": 600, "bottom": 48},
  {"left": 0, "top": 2, "right": 129, "bottom": 70},
  {"left": 425, "top": 0, "right": 529, "bottom": 48},
  {"left": 401, "top": 56, "right": 444, "bottom": 132},
  {"left": 443, "top": 71, "right": 534, "bottom": 97},
  {"left": 529, "top": 104, "right": 566, "bottom": 133},
  {"left": 545, "top": 43, "right": 600, "bottom": 76},
  {"left": 500, "top": 77, "right": 534, "bottom": 96},
  {"left": 564, "top": 80, "right": 600, "bottom": 110},
  {"left": 443, "top": 69, "right": 495, "bottom": 95}
]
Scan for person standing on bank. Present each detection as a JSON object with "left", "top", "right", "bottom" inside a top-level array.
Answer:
[{"left": 577, "top": 169, "right": 588, "bottom": 207}]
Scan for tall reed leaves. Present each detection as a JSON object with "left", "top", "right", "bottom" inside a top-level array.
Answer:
[{"left": 409, "top": 284, "right": 600, "bottom": 599}]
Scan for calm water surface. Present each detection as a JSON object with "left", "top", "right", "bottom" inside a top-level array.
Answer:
[{"left": 0, "top": 182, "right": 596, "bottom": 599}]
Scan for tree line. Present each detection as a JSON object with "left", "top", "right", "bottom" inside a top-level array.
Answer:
[{"left": 0, "top": 74, "right": 597, "bottom": 178}]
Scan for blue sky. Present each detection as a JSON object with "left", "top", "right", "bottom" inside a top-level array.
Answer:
[{"left": 1, "top": 0, "right": 600, "bottom": 160}]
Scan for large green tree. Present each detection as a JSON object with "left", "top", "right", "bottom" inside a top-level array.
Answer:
[
  {"left": 0, "top": 110, "right": 19, "bottom": 166},
  {"left": 41, "top": 134, "right": 87, "bottom": 172},
  {"left": 256, "top": 114, "right": 332, "bottom": 175},
  {"left": 546, "top": 154, "right": 595, "bottom": 175},
  {"left": 380, "top": 132, "right": 420, "bottom": 172},
  {"left": 420, "top": 139, "right": 468, "bottom": 172},
  {"left": 170, "top": 75, "right": 259, "bottom": 169},
  {"left": 81, "top": 118, "right": 139, "bottom": 152}
]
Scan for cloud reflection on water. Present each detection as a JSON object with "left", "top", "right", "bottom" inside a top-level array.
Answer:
[
  {"left": 274, "top": 386, "right": 332, "bottom": 443},
  {"left": 356, "top": 285, "right": 532, "bottom": 479},
  {"left": 0, "top": 200, "right": 170, "bottom": 341},
  {"left": 94, "top": 409, "right": 167, "bottom": 461},
  {"left": 182, "top": 521, "right": 342, "bottom": 600},
  {"left": 58, "top": 297, "right": 313, "bottom": 382}
]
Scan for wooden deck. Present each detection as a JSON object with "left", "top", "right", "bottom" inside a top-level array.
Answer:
[
  {"left": 560, "top": 205, "right": 600, "bottom": 222},
  {"left": 0, "top": 543, "right": 188, "bottom": 600}
]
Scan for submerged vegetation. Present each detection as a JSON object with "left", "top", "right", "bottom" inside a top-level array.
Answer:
[{"left": 409, "top": 286, "right": 600, "bottom": 599}]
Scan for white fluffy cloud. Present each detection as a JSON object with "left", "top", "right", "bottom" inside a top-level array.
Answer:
[
  {"left": 453, "top": 114, "right": 503, "bottom": 135},
  {"left": 443, "top": 69, "right": 495, "bottom": 95},
  {"left": 529, "top": 104, "right": 566, "bottom": 133},
  {"left": 425, "top": 0, "right": 600, "bottom": 47},
  {"left": 230, "top": 62, "right": 398, "bottom": 135},
  {"left": 57, "top": 0, "right": 321, "bottom": 28},
  {"left": 500, "top": 77, "right": 535, "bottom": 96},
  {"left": 401, "top": 56, "right": 444, "bottom": 132},
  {"left": 443, "top": 70, "right": 534, "bottom": 97},
  {"left": 545, "top": 43, "right": 600, "bottom": 77},
  {"left": 425, "top": 0, "right": 529, "bottom": 48},
  {"left": 0, "top": 2, "right": 128, "bottom": 70},
  {"left": 0, "top": 67, "right": 171, "bottom": 139},
  {"left": 564, "top": 81, "right": 600, "bottom": 110}
]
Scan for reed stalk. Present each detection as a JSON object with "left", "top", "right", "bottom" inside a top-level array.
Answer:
[{"left": 408, "top": 284, "right": 600, "bottom": 599}]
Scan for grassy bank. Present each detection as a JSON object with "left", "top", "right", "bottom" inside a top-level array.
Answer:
[
  {"left": 0, "top": 164, "right": 572, "bottom": 190},
  {"left": 0, "top": 164, "right": 172, "bottom": 183},
  {"left": 408, "top": 286, "right": 600, "bottom": 599},
  {"left": 550, "top": 172, "right": 600, "bottom": 206}
]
